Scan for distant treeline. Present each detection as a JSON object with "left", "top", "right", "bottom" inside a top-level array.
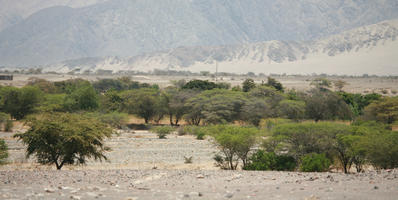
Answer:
[{"left": 1, "top": 68, "right": 398, "bottom": 79}]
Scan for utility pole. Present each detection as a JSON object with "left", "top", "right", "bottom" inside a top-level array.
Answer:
[{"left": 215, "top": 61, "right": 218, "bottom": 82}]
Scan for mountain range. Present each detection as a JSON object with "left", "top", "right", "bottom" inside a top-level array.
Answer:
[
  {"left": 50, "top": 19, "right": 398, "bottom": 75},
  {"left": 0, "top": 0, "right": 397, "bottom": 75}
]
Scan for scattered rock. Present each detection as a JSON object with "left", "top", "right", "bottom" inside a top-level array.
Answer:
[
  {"left": 196, "top": 174, "right": 205, "bottom": 179},
  {"left": 70, "top": 195, "right": 81, "bottom": 200},
  {"left": 125, "top": 197, "right": 138, "bottom": 200},
  {"left": 44, "top": 188, "right": 56, "bottom": 193},
  {"left": 224, "top": 192, "right": 234, "bottom": 199}
]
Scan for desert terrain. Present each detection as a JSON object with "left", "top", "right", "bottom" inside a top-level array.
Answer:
[{"left": 1, "top": 129, "right": 398, "bottom": 200}]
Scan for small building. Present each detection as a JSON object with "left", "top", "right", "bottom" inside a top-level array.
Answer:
[{"left": 0, "top": 75, "right": 13, "bottom": 80}]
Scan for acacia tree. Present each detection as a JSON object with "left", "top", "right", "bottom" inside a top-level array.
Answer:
[
  {"left": 210, "top": 125, "right": 258, "bottom": 170},
  {"left": 0, "top": 86, "right": 42, "bottom": 120},
  {"left": 242, "top": 79, "right": 256, "bottom": 92},
  {"left": 121, "top": 88, "right": 161, "bottom": 123},
  {"left": 363, "top": 97, "right": 398, "bottom": 124},
  {"left": 14, "top": 113, "right": 113, "bottom": 170},
  {"left": 305, "top": 89, "right": 353, "bottom": 122}
]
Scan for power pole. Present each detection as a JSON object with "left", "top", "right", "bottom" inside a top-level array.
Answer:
[{"left": 215, "top": 61, "right": 218, "bottom": 82}]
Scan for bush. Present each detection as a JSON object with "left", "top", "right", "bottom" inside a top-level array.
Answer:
[
  {"left": 86, "top": 112, "right": 128, "bottom": 129},
  {"left": 243, "top": 150, "right": 296, "bottom": 171},
  {"left": 300, "top": 153, "right": 331, "bottom": 172},
  {"left": 0, "top": 139, "right": 8, "bottom": 164},
  {"left": 151, "top": 126, "right": 175, "bottom": 139},
  {"left": 4, "top": 120, "right": 13, "bottom": 132},
  {"left": 182, "top": 126, "right": 207, "bottom": 140}
]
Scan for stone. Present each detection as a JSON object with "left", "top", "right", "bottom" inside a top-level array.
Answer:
[
  {"left": 196, "top": 174, "right": 205, "bottom": 179},
  {"left": 70, "top": 195, "right": 81, "bottom": 200},
  {"left": 44, "top": 188, "right": 56, "bottom": 193},
  {"left": 224, "top": 192, "right": 234, "bottom": 199}
]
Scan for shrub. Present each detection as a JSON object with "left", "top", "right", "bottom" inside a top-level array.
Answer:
[
  {"left": 151, "top": 126, "right": 175, "bottom": 139},
  {"left": 243, "top": 150, "right": 296, "bottom": 171},
  {"left": 86, "top": 112, "right": 128, "bottom": 129},
  {"left": 0, "top": 139, "right": 8, "bottom": 164},
  {"left": 177, "top": 126, "right": 186, "bottom": 136},
  {"left": 182, "top": 126, "right": 207, "bottom": 140},
  {"left": 184, "top": 156, "right": 193, "bottom": 164},
  {"left": 300, "top": 153, "right": 331, "bottom": 172},
  {"left": 4, "top": 120, "right": 13, "bottom": 132}
]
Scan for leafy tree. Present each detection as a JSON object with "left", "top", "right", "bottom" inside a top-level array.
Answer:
[
  {"left": 363, "top": 97, "right": 398, "bottom": 124},
  {"left": 338, "top": 92, "right": 381, "bottom": 117},
  {"left": 305, "top": 89, "right": 352, "bottom": 122},
  {"left": 266, "top": 77, "right": 284, "bottom": 92},
  {"left": 182, "top": 80, "right": 219, "bottom": 90},
  {"left": 334, "top": 80, "right": 348, "bottom": 92},
  {"left": 99, "top": 90, "right": 123, "bottom": 112},
  {"left": 249, "top": 85, "right": 285, "bottom": 108},
  {"left": 64, "top": 85, "right": 99, "bottom": 111},
  {"left": 0, "top": 86, "right": 42, "bottom": 120},
  {"left": 185, "top": 90, "right": 247, "bottom": 125},
  {"left": 93, "top": 79, "right": 126, "bottom": 93},
  {"left": 359, "top": 129, "right": 398, "bottom": 169},
  {"left": 276, "top": 100, "right": 306, "bottom": 121},
  {"left": 0, "top": 139, "right": 8, "bottom": 164},
  {"left": 163, "top": 88, "right": 193, "bottom": 125},
  {"left": 271, "top": 122, "right": 350, "bottom": 160},
  {"left": 241, "top": 98, "right": 271, "bottom": 126},
  {"left": 53, "top": 79, "right": 91, "bottom": 94},
  {"left": 310, "top": 78, "right": 332, "bottom": 91},
  {"left": 37, "top": 94, "right": 67, "bottom": 113},
  {"left": 242, "top": 79, "right": 256, "bottom": 92},
  {"left": 121, "top": 88, "right": 160, "bottom": 123},
  {"left": 14, "top": 113, "right": 113, "bottom": 170},
  {"left": 209, "top": 125, "right": 258, "bottom": 170},
  {"left": 27, "top": 78, "right": 57, "bottom": 93}
]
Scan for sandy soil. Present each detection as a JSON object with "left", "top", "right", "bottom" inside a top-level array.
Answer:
[{"left": 1, "top": 130, "right": 398, "bottom": 200}]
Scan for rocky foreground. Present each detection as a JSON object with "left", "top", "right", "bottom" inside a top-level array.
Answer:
[{"left": 1, "top": 169, "right": 397, "bottom": 200}]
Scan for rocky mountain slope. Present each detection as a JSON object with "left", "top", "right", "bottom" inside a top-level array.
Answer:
[
  {"left": 51, "top": 19, "right": 398, "bottom": 75},
  {"left": 0, "top": 0, "right": 398, "bottom": 67},
  {"left": 0, "top": 0, "right": 107, "bottom": 31}
]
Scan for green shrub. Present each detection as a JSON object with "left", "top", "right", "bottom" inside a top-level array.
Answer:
[
  {"left": 0, "top": 139, "right": 8, "bottom": 164},
  {"left": 4, "top": 120, "right": 13, "bottom": 132},
  {"left": 177, "top": 126, "right": 186, "bottom": 136},
  {"left": 151, "top": 126, "right": 175, "bottom": 139},
  {"left": 243, "top": 150, "right": 296, "bottom": 171},
  {"left": 300, "top": 153, "right": 331, "bottom": 172},
  {"left": 86, "top": 112, "right": 128, "bottom": 129},
  {"left": 0, "top": 112, "right": 11, "bottom": 131},
  {"left": 182, "top": 126, "right": 207, "bottom": 140}
]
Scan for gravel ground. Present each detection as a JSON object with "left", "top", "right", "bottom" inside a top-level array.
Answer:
[
  {"left": 1, "top": 130, "right": 398, "bottom": 199},
  {"left": 1, "top": 169, "right": 397, "bottom": 200}
]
